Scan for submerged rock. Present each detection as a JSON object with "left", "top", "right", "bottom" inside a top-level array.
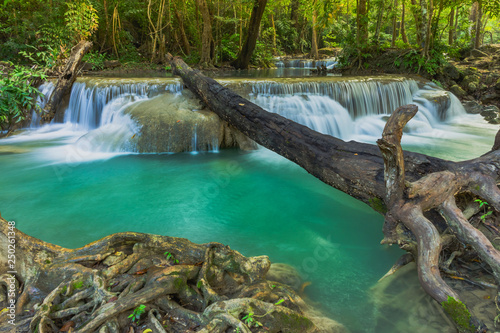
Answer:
[{"left": 126, "top": 91, "right": 256, "bottom": 153}]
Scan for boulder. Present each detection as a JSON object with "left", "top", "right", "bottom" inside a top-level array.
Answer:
[
  {"left": 443, "top": 63, "right": 460, "bottom": 81},
  {"left": 126, "top": 91, "right": 256, "bottom": 153},
  {"left": 480, "top": 105, "right": 500, "bottom": 123},
  {"left": 103, "top": 60, "right": 121, "bottom": 69},
  {"left": 471, "top": 49, "right": 489, "bottom": 58},
  {"left": 463, "top": 101, "right": 482, "bottom": 114},
  {"left": 480, "top": 93, "right": 500, "bottom": 104},
  {"left": 450, "top": 85, "right": 467, "bottom": 98}
]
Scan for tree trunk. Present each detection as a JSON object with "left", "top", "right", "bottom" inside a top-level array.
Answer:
[
  {"left": 197, "top": 0, "right": 213, "bottom": 67},
  {"left": 357, "top": 0, "right": 369, "bottom": 48},
  {"left": 167, "top": 54, "right": 500, "bottom": 331},
  {"left": 448, "top": 7, "right": 455, "bottom": 45},
  {"left": 231, "top": 0, "right": 268, "bottom": 69},
  {"left": 173, "top": 2, "right": 191, "bottom": 55},
  {"left": 374, "top": 0, "right": 385, "bottom": 43},
  {"left": 410, "top": 0, "right": 423, "bottom": 45},
  {"left": 42, "top": 40, "right": 92, "bottom": 124},
  {"left": 474, "top": 0, "right": 483, "bottom": 49},
  {"left": 401, "top": 0, "right": 408, "bottom": 43},
  {"left": 391, "top": 0, "right": 400, "bottom": 47},
  {"left": 310, "top": 8, "right": 319, "bottom": 60}
]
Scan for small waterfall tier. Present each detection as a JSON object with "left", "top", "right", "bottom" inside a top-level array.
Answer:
[
  {"left": 63, "top": 78, "right": 184, "bottom": 130},
  {"left": 274, "top": 58, "right": 337, "bottom": 69}
]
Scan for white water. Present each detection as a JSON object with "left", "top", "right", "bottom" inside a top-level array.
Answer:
[
  {"left": 274, "top": 58, "right": 337, "bottom": 69},
  {"left": 10, "top": 77, "right": 490, "bottom": 164}
]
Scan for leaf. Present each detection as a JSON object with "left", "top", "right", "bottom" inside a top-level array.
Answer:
[{"left": 275, "top": 299, "right": 285, "bottom": 305}]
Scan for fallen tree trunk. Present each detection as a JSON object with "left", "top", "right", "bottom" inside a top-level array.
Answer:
[
  {"left": 167, "top": 54, "right": 500, "bottom": 331},
  {"left": 41, "top": 40, "right": 92, "bottom": 123}
]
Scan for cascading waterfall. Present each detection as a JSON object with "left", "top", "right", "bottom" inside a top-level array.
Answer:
[
  {"left": 30, "top": 82, "right": 56, "bottom": 128},
  {"left": 274, "top": 59, "right": 337, "bottom": 69},
  {"left": 63, "top": 80, "right": 183, "bottom": 130},
  {"left": 249, "top": 78, "right": 465, "bottom": 141},
  {"left": 23, "top": 77, "right": 467, "bottom": 156}
]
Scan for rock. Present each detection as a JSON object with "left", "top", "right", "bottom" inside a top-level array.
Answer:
[
  {"left": 420, "top": 91, "right": 451, "bottom": 120},
  {"left": 476, "top": 60, "right": 490, "bottom": 69},
  {"left": 126, "top": 91, "right": 256, "bottom": 153},
  {"left": 450, "top": 85, "right": 467, "bottom": 97},
  {"left": 463, "top": 101, "right": 482, "bottom": 114},
  {"left": 480, "top": 93, "right": 500, "bottom": 104},
  {"left": 443, "top": 63, "right": 460, "bottom": 80},
  {"left": 103, "top": 60, "right": 121, "bottom": 69},
  {"left": 471, "top": 49, "right": 489, "bottom": 58},
  {"left": 480, "top": 105, "right": 500, "bottom": 123},
  {"left": 81, "top": 62, "right": 93, "bottom": 71},
  {"left": 496, "top": 78, "right": 500, "bottom": 91},
  {"left": 266, "top": 263, "right": 303, "bottom": 292},
  {"left": 467, "top": 82, "right": 478, "bottom": 92}
]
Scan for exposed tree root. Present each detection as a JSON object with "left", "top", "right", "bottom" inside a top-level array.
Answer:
[
  {"left": 0, "top": 220, "right": 335, "bottom": 333},
  {"left": 377, "top": 105, "right": 500, "bottom": 331}
]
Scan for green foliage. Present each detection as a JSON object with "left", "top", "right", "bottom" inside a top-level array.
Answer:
[
  {"left": 0, "top": 65, "right": 45, "bottom": 131},
  {"left": 275, "top": 299, "right": 285, "bottom": 305},
  {"left": 164, "top": 251, "right": 179, "bottom": 264},
  {"left": 441, "top": 296, "right": 476, "bottom": 332},
  {"left": 128, "top": 304, "right": 146, "bottom": 323},
  {"left": 65, "top": 1, "right": 99, "bottom": 42},
  {"left": 475, "top": 199, "right": 493, "bottom": 222},
  {"left": 72, "top": 280, "right": 84, "bottom": 289},
  {"left": 251, "top": 40, "right": 274, "bottom": 68},
  {"left": 242, "top": 312, "right": 263, "bottom": 328},
  {"left": 83, "top": 51, "right": 107, "bottom": 70}
]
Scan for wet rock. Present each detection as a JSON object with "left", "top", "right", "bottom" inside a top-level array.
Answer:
[
  {"left": 126, "top": 91, "right": 256, "bottom": 153},
  {"left": 266, "top": 263, "right": 303, "bottom": 292},
  {"left": 480, "top": 93, "right": 500, "bottom": 104},
  {"left": 471, "top": 49, "right": 489, "bottom": 58},
  {"left": 420, "top": 91, "right": 451, "bottom": 120},
  {"left": 81, "top": 62, "right": 94, "bottom": 71},
  {"left": 443, "top": 64, "right": 460, "bottom": 81},
  {"left": 480, "top": 105, "right": 500, "bottom": 124},
  {"left": 450, "top": 85, "right": 467, "bottom": 97},
  {"left": 463, "top": 101, "right": 482, "bottom": 114},
  {"left": 103, "top": 60, "right": 121, "bottom": 69}
]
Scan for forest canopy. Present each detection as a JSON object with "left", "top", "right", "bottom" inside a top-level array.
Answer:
[{"left": 0, "top": 0, "right": 499, "bottom": 69}]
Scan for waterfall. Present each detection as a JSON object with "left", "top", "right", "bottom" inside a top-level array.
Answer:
[
  {"left": 249, "top": 78, "right": 464, "bottom": 141},
  {"left": 63, "top": 80, "right": 183, "bottom": 130},
  {"left": 19, "top": 76, "right": 467, "bottom": 155},
  {"left": 30, "top": 82, "right": 56, "bottom": 128},
  {"left": 274, "top": 59, "right": 337, "bottom": 69}
]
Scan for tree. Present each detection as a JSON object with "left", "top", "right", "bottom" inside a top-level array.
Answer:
[
  {"left": 232, "top": 0, "right": 268, "bottom": 69},
  {"left": 197, "top": 0, "right": 214, "bottom": 67}
]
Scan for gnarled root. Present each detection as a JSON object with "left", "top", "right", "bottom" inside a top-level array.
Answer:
[
  {"left": 378, "top": 104, "right": 500, "bottom": 332},
  {"left": 0, "top": 220, "right": 334, "bottom": 333}
]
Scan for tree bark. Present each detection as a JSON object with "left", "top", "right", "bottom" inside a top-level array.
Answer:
[
  {"left": 173, "top": 1, "right": 191, "bottom": 55},
  {"left": 42, "top": 40, "right": 92, "bottom": 124},
  {"left": 374, "top": 0, "right": 385, "bottom": 43},
  {"left": 310, "top": 8, "right": 319, "bottom": 60},
  {"left": 448, "top": 7, "right": 455, "bottom": 45},
  {"left": 474, "top": 0, "right": 483, "bottom": 49},
  {"left": 401, "top": 0, "right": 408, "bottom": 43},
  {"left": 357, "top": 0, "right": 369, "bottom": 48},
  {"left": 410, "top": 0, "right": 423, "bottom": 45},
  {"left": 231, "top": 0, "right": 268, "bottom": 69},
  {"left": 167, "top": 54, "right": 500, "bottom": 331},
  {"left": 391, "top": 0, "right": 399, "bottom": 47},
  {"left": 197, "top": 0, "right": 214, "bottom": 67}
]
